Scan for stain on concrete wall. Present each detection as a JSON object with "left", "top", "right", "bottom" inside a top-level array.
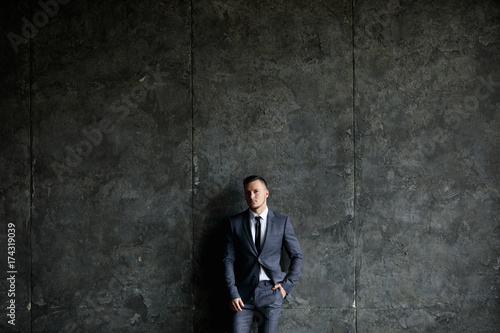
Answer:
[{"left": 0, "top": 0, "right": 498, "bottom": 332}]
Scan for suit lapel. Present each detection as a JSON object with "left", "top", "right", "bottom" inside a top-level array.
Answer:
[{"left": 261, "top": 209, "right": 274, "bottom": 252}]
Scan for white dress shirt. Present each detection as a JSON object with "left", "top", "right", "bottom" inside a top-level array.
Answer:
[{"left": 250, "top": 207, "right": 271, "bottom": 281}]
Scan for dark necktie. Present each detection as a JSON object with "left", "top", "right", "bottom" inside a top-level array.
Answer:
[{"left": 255, "top": 216, "right": 262, "bottom": 252}]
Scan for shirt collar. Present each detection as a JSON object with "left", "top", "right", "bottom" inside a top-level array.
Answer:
[{"left": 250, "top": 207, "right": 269, "bottom": 221}]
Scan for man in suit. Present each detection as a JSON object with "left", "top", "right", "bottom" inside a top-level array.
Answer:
[{"left": 223, "top": 175, "right": 303, "bottom": 333}]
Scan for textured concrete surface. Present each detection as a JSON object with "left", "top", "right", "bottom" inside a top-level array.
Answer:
[
  {"left": 0, "top": 0, "right": 498, "bottom": 332},
  {"left": 192, "top": 1, "right": 354, "bottom": 331},
  {"left": 354, "top": 1, "right": 500, "bottom": 331},
  {"left": 5, "top": 1, "right": 193, "bottom": 332},
  {"left": 0, "top": 3, "right": 32, "bottom": 332}
]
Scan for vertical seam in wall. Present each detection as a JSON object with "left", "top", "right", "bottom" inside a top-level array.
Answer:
[
  {"left": 29, "top": 1, "right": 34, "bottom": 331},
  {"left": 351, "top": 0, "right": 358, "bottom": 332},
  {"left": 190, "top": 0, "right": 195, "bottom": 331}
]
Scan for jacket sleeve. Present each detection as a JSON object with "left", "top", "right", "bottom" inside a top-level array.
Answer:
[
  {"left": 280, "top": 217, "right": 304, "bottom": 295},
  {"left": 222, "top": 219, "right": 241, "bottom": 300}
]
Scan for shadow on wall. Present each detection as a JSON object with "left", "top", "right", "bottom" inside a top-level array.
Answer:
[{"left": 195, "top": 185, "right": 243, "bottom": 333}]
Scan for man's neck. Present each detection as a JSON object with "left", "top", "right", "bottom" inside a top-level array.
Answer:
[{"left": 251, "top": 204, "right": 267, "bottom": 216}]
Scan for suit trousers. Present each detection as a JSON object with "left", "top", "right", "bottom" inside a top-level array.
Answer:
[{"left": 232, "top": 280, "right": 284, "bottom": 333}]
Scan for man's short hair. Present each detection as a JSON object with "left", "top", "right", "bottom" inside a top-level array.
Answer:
[{"left": 243, "top": 175, "right": 267, "bottom": 188}]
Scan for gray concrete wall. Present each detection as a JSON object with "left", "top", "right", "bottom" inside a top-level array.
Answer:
[{"left": 0, "top": 0, "right": 498, "bottom": 332}]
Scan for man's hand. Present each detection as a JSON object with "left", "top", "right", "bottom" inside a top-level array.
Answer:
[
  {"left": 230, "top": 298, "right": 244, "bottom": 311},
  {"left": 272, "top": 284, "right": 286, "bottom": 298}
]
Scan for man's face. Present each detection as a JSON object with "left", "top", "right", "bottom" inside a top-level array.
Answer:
[{"left": 244, "top": 180, "right": 269, "bottom": 214}]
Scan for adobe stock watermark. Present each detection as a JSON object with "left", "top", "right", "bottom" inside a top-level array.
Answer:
[
  {"left": 462, "top": 75, "right": 500, "bottom": 115},
  {"left": 365, "top": 8, "right": 394, "bottom": 40},
  {"left": 7, "top": 0, "right": 71, "bottom": 54},
  {"left": 50, "top": 69, "right": 168, "bottom": 182},
  {"left": 6, "top": 222, "right": 17, "bottom": 326}
]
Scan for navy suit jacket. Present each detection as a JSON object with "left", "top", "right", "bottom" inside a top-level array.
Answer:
[{"left": 223, "top": 208, "right": 303, "bottom": 303}]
